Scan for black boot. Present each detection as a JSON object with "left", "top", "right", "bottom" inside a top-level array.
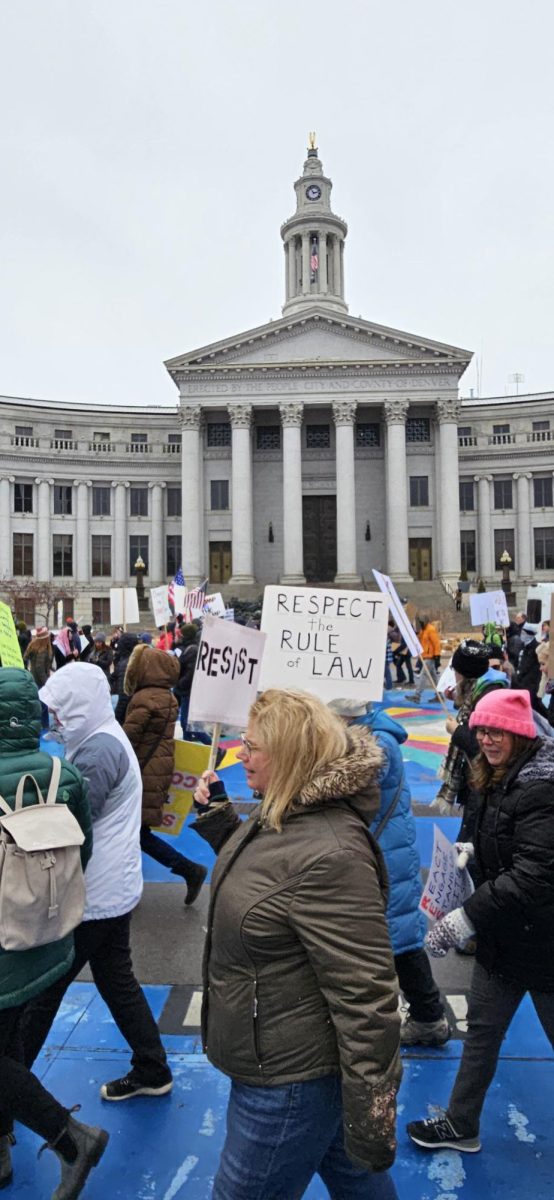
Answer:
[
  {"left": 41, "top": 1110, "right": 109, "bottom": 1200},
  {"left": 172, "top": 859, "right": 207, "bottom": 906},
  {"left": 0, "top": 1134, "right": 14, "bottom": 1189}
]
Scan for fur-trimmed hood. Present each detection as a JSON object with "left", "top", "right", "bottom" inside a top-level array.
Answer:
[
  {"left": 296, "top": 725, "right": 384, "bottom": 823},
  {"left": 517, "top": 739, "right": 554, "bottom": 785},
  {"left": 124, "top": 643, "right": 180, "bottom": 695}
]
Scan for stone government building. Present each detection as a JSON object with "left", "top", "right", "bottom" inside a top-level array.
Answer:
[{"left": 1, "top": 142, "right": 553, "bottom": 625}]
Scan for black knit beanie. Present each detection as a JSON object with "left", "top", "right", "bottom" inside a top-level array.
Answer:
[{"left": 451, "top": 639, "right": 491, "bottom": 679}]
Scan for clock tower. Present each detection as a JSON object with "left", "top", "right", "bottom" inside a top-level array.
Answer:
[{"left": 281, "top": 138, "right": 348, "bottom": 316}]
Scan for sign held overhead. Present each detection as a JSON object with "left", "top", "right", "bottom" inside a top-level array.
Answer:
[{"left": 189, "top": 615, "right": 267, "bottom": 728}]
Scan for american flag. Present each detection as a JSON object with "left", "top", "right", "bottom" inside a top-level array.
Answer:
[
  {"left": 182, "top": 579, "right": 208, "bottom": 621},
  {"left": 168, "top": 565, "right": 185, "bottom": 610},
  {"left": 310, "top": 237, "right": 319, "bottom": 274}
]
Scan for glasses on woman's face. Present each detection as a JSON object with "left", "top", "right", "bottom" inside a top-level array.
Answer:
[
  {"left": 239, "top": 733, "right": 261, "bottom": 756},
  {"left": 475, "top": 727, "right": 506, "bottom": 744}
]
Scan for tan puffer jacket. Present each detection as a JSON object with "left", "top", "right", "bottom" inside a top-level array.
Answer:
[
  {"left": 123, "top": 645, "right": 180, "bottom": 825},
  {"left": 191, "top": 727, "right": 402, "bottom": 1174}
]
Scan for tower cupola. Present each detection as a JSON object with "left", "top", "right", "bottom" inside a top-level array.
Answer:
[{"left": 281, "top": 136, "right": 348, "bottom": 316}]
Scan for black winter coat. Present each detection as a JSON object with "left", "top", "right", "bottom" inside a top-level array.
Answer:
[
  {"left": 516, "top": 640, "right": 541, "bottom": 696},
  {"left": 464, "top": 739, "right": 554, "bottom": 989}
]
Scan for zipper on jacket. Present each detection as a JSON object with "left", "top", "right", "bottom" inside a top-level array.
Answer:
[{"left": 252, "top": 981, "right": 263, "bottom": 1073}]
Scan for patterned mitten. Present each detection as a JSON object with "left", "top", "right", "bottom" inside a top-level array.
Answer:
[{"left": 424, "top": 908, "right": 476, "bottom": 957}]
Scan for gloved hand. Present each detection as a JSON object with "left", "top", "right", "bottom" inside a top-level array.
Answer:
[
  {"left": 455, "top": 841, "right": 475, "bottom": 869},
  {"left": 424, "top": 908, "right": 476, "bottom": 957}
]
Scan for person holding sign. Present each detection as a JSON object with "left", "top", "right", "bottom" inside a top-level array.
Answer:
[
  {"left": 408, "top": 689, "right": 554, "bottom": 1155},
  {"left": 405, "top": 616, "right": 442, "bottom": 705},
  {"left": 193, "top": 688, "right": 401, "bottom": 1200}
]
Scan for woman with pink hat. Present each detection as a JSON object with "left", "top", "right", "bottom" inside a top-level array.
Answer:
[{"left": 407, "top": 688, "right": 554, "bottom": 1155}]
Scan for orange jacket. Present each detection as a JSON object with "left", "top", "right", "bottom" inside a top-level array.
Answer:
[{"left": 420, "top": 623, "right": 441, "bottom": 660}]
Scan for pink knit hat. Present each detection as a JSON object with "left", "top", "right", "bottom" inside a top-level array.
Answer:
[{"left": 469, "top": 689, "right": 536, "bottom": 739}]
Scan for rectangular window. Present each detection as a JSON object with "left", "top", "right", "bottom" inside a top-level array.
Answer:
[
  {"left": 14, "top": 482, "right": 33, "bottom": 514},
  {"left": 167, "top": 486, "right": 182, "bottom": 517},
  {"left": 256, "top": 426, "right": 281, "bottom": 450},
  {"left": 168, "top": 433, "right": 181, "bottom": 445},
  {"left": 207, "top": 422, "right": 231, "bottom": 447},
  {"left": 92, "top": 486, "right": 111, "bottom": 517},
  {"left": 306, "top": 423, "right": 330, "bottom": 449},
  {"left": 356, "top": 422, "right": 380, "bottom": 447},
  {"left": 93, "top": 431, "right": 110, "bottom": 443},
  {"left": 166, "top": 534, "right": 182, "bottom": 577},
  {"left": 460, "top": 530, "right": 476, "bottom": 573},
  {"left": 13, "top": 532, "right": 34, "bottom": 576},
  {"left": 406, "top": 417, "right": 431, "bottom": 443},
  {"left": 131, "top": 433, "right": 147, "bottom": 444},
  {"left": 493, "top": 423, "right": 510, "bottom": 435},
  {"left": 211, "top": 479, "right": 230, "bottom": 510},
  {"left": 130, "top": 486, "right": 148, "bottom": 517},
  {"left": 54, "top": 428, "right": 72, "bottom": 441},
  {"left": 532, "top": 420, "right": 550, "bottom": 431},
  {"left": 53, "top": 484, "right": 72, "bottom": 515},
  {"left": 458, "top": 426, "right": 472, "bottom": 438},
  {"left": 494, "top": 528, "right": 515, "bottom": 570},
  {"left": 15, "top": 425, "right": 33, "bottom": 438},
  {"left": 53, "top": 534, "right": 73, "bottom": 577},
  {"left": 91, "top": 534, "right": 112, "bottom": 577},
  {"left": 409, "top": 476, "right": 429, "bottom": 507},
  {"left": 459, "top": 480, "right": 475, "bottom": 511},
  {"left": 493, "top": 479, "right": 513, "bottom": 509},
  {"left": 130, "top": 535, "right": 149, "bottom": 575},
  {"left": 533, "top": 477, "right": 553, "bottom": 508},
  {"left": 534, "top": 527, "right": 554, "bottom": 571},
  {"left": 92, "top": 597, "right": 111, "bottom": 625}
]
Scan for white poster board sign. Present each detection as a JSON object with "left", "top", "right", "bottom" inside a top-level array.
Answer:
[
  {"left": 172, "top": 584, "right": 187, "bottom": 617},
  {"left": 110, "top": 587, "right": 140, "bottom": 626},
  {"left": 437, "top": 664, "right": 457, "bottom": 695},
  {"left": 469, "top": 590, "right": 509, "bottom": 629},
  {"left": 189, "top": 615, "right": 267, "bottom": 728},
  {"left": 372, "top": 569, "right": 422, "bottom": 657},
  {"left": 259, "top": 586, "right": 388, "bottom": 702},
  {"left": 203, "top": 592, "right": 226, "bottom": 616},
  {"left": 419, "top": 825, "right": 474, "bottom": 922},
  {"left": 150, "top": 585, "right": 172, "bottom": 627}
]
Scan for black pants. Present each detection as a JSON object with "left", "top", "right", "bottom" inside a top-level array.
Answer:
[
  {"left": 140, "top": 824, "right": 199, "bottom": 880},
  {"left": 393, "top": 649, "right": 414, "bottom": 686},
  {"left": 0, "top": 1005, "right": 68, "bottom": 1141},
  {"left": 395, "top": 947, "right": 444, "bottom": 1023},
  {"left": 20, "top": 912, "right": 169, "bottom": 1085}
]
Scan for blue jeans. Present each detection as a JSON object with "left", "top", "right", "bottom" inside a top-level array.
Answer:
[{"left": 213, "top": 1075, "right": 398, "bottom": 1200}]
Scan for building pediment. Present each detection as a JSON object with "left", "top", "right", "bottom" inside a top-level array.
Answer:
[{"left": 165, "top": 308, "right": 472, "bottom": 380}]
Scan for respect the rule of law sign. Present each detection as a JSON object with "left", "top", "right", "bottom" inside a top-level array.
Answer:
[
  {"left": 259, "top": 586, "right": 389, "bottom": 702},
  {"left": 188, "top": 615, "right": 267, "bottom": 728}
]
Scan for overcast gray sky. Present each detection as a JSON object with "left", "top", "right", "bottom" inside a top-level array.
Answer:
[{"left": 1, "top": 0, "right": 553, "bottom": 407}]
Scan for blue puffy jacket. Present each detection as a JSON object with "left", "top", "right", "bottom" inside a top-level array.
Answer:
[{"left": 354, "top": 707, "right": 426, "bottom": 956}]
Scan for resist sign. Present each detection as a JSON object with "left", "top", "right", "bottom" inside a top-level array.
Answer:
[
  {"left": 188, "top": 615, "right": 267, "bottom": 728},
  {"left": 259, "top": 586, "right": 388, "bottom": 702}
]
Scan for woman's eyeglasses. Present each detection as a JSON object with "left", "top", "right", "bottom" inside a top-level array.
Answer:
[
  {"left": 474, "top": 727, "right": 506, "bottom": 744},
  {"left": 239, "top": 733, "right": 258, "bottom": 755}
]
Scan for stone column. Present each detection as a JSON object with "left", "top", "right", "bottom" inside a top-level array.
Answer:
[
  {"left": 333, "top": 400, "right": 361, "bottom": 586},
  {"left": 384, "top": 401, "right": 412, "bottom": 582},
  {"left": 149, "top": 481, "right": 166, "bottom": 584},
  {"left": 475, "top": 475, "right": 493, "bottom": 581},
  {"left": 437, "top": 399, "right": 462, "bottom": 581},
  {"left": 0, "top": 478, "right": 12, "bottom": 577},
  {"left": 35, "top": 478, "right": 52, "bottom": 580},
  {"left": 180, "top": 405, "right": 204, "bottom": 585},
  {"left": 319, "top": 232, "right": 328, "bottom": 292},
  {"left": 286, "top": 239, "right": 295, "bottom": 300},
  {"left": 74, "top": 480, "right": 91, "bottom": 584},
  {"left": 332, "top": 237, "right": 341, "bottom": 295},
  {"left": 514, "top": 472, "right": 532, "bottom": 580},
  {"left": 228, "top": 404, "right": 255, "bottom": 586},
  {"left": 301, "top": 233, "right": 310, "bottom": 294},
  {"left": 279, "top": 403, "right": 305, "bottom": 584},
  {"left": 112, "top": 481, "right": 129, "bottom": 584}
]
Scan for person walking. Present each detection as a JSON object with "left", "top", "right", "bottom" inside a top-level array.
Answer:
[
  {"left": 0, "top": 667, "right": 109, "bottom": 1196},
  {"left": 193, "top": 688, "right": 401, "bottom": 1200},
  {"left": 406, "top": 617, "right": 442, "bottom": 704},
  {"left": 123, "top": 644, "right": 207, "bottom": 905},
  {"left": 24, "top": 626, "right": 53, "bottom": 730},
  {"left": 330, "top": 699, "right": 449, "bottom": 1048},
  {"left": 516, "top": 622, "right": 542, "bottom": 698},
  {"left": 20, "top": 663, "right": 173, "bottom": 1104},
  {"left": 407, "top": 689, "right": 554, "bottom": 1154}
]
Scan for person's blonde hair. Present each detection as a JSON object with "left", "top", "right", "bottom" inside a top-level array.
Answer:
[{"left": 249, "top": 689, "right": 349, "bottom": 831}]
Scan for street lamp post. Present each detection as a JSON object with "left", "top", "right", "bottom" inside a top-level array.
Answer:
[
  {"left": 134, "top": 555, "right": 149, "bottom": 613},
  {"left": 500, "top": 550, "right": 516, "bottom": 607}
]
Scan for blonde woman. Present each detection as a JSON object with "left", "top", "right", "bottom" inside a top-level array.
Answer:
[{"left": 193, "top": 688, "right": 401, "bottom": 1200}]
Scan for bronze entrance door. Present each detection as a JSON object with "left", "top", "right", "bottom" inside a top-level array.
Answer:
[
  {"left": 209, "top": 541, "right": 232, "bottom": 584},
  {"left": 409, "top": 538, "right": 433, "bottom": 581},
  {"left": 302, "top": 495, "right": 337, "bottom": 582}
]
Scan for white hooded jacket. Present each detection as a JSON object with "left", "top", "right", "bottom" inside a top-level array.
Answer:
[{"left": 40, "top": 663, "right": 143, "bottom": 920}]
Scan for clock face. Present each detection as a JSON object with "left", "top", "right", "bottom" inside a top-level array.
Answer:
[{"left": 306, "top": 184, "right": 321, "bottom": 201}]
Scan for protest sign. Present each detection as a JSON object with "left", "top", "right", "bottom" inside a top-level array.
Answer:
[
  {"left": 110, "top": 588, "right": 139, "bottom": 627},
  {"left": 437, "top": 664, "right": 456, "bottom": 695},
  {"left": 172, "top": 584, "right": 187, "bottom": 617},
  {"left": 419, "top": 825, "right": 474, "bottom": 921},
  {"left": 189, "top": 615, "right": 266, "bottom": 728},
  {"left": 259, "top": 586, "right": 388, "bottom": 702},
  {"left": 150, "top": 585, "right": 172, "bottom": 627},
  {"left": 151, "top": 740, "right": 210, "bottom": 838},
  {"left": 469, "top": 590, "right": 509, "bottom": 628},
  {"left": 372, "top": 570, "right": 422, "bottom": 657},
  {"left": 223, "top": 608, "right": 235, "bottom": 622},
  {"left": 203, "top": 592, "right": 226, "bottom": 616},
  {"left": 0, "top": 602, "right": 24, "bottom": 668}
]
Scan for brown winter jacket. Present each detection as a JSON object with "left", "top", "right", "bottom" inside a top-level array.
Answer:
[
  {"left": 191, "top": 728, "right": 402, "bottom": 1173},
  {"left": 122, "top": 645, "right": 180, "bottom": 825}
]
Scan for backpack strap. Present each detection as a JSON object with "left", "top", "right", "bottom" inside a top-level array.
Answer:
[
  {"left": 10, "top": 756, "right": 62, "bottom": 812},
  {"left": 45, "top": 755, "right": 62, "bottom": 806},
  {"left": 371, "top": 771, "right": 405, "bottom": 841}
]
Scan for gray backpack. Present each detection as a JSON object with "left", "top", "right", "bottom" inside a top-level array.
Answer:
[{"left": 0, "top": 756, "right": 86, "bottom": 952}]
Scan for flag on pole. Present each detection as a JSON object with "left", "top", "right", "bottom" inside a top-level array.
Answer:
[
  {"left": 310, "top": 236, "right": 319, "bottom": 276},
  {"left": 182, "top": 579, "right": 208, "bottom": 621},
  {"left": 168, "top": 566, "right": 185, "bottom": 610}
]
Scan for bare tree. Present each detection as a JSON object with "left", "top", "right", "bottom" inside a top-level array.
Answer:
[{"left": 0, "top": 576, "right": 77, "bottom": 627}]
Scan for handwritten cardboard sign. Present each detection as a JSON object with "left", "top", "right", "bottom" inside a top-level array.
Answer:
[
  {"left": 150, "top": 585, "right": 172, "bottom": 627},
  {"left": 419, "top": 825, "right": 474, "bottom": 921},
  {"left": 372, "top": 569, "right": 422, "bottom": 658},
  {"left": 189, "top": 615, "right": 266, "bottom": 728},
  {"left": 469, "top": 590, "right": 509, "bottom": 629},
  {"left": 0, "top": 602, "right": 24, "bottom": 668},
  {"left": 258, "top": 586, "right": 388, "bottom": 702}
]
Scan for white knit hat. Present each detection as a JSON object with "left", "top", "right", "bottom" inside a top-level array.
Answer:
[{"left": 328, "top": 698, "right": 368, "bottom": 719}]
